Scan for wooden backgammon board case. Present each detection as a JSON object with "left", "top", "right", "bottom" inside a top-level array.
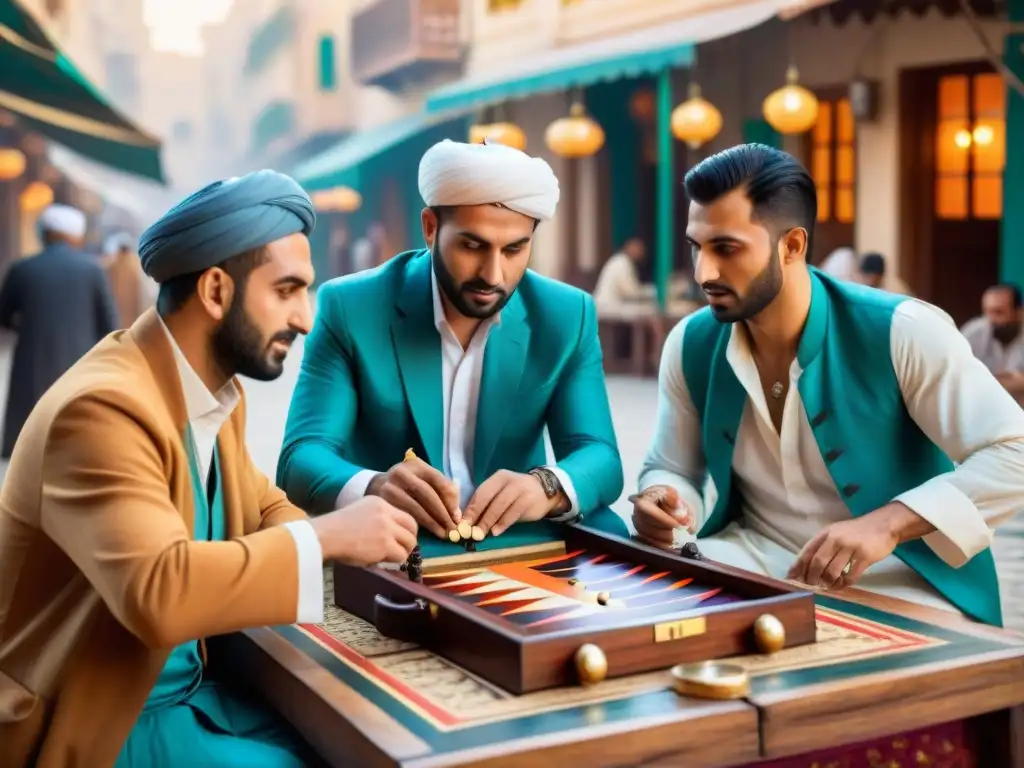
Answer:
[{"left": 332, "top": 526, "right": 817, "bottom": 693}]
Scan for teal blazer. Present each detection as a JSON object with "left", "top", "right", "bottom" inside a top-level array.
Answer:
[{"left": 278, "top": 250, "right": 624, "bottom": 534}]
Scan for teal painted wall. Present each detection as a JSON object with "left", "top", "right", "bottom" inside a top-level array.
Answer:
[
  {"left": 742, "top": 119, "right": 781, "bottom": 150},
  {"left": 1002, "top": 0, "right": 1024, "bottom": 285},
  {"left": 587, "top": 78, "right": 648, "bottom": 251}
]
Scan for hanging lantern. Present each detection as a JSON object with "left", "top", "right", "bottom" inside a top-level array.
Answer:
[
  {"left": 20, "top": 181, "right": 53, "bottom": 212},
  {"left": 468, "top": 121, "right": 527, "bottom": 150},
  {"left": 311, "top": 185, "right": 362, "bottom": 214},
  {"left": 671, "top": 83, "right": 723, "bottom": 149},
  {"left": 762, "top": 65, "right": 819, "bottom": 135},
  {"left": 545, "top": 103, "right": 605, "bottom": 158},
  {"left": 0, "top": 148, "right": 26, "bottom": 181}
]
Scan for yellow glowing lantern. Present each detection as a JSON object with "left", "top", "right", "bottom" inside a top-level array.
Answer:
[
  {"left": 545, "top": 103, "right": 605, "bottom": 158},
  {"left": 671, "top": 83, "right": 723, "bottom": 149},
  {"left": 954, "top": 129, "right": 972, "bottom": 149},
  {"left": 311, "top": 185, "right": 362, "bottom": 213},
  {"left": 0, "top": 148, "right": 26, "bottom": 181},
  {"left": 762, "top": 66, "right": 820, "bottom": 135},
  {"left": 468, "top": 122, "right": 527, "bottom": 150},
  {"left": 972, "top": 124, "right": 994, "bottom": 146},
  {"left": 20, "top": 181, "right": 53, "bottom": 212}
]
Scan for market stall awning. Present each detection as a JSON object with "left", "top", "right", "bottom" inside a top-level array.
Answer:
[
  {"left": 47, "top": 145, "right": 174, "bottom": 224},
  {"left": 425, "top": 0, "right": 829, "bottom": 114},
  {"left": 293, "top": 110, "right": 469, "bottom": 192},
  {"left": 0, "top": 0, "right": 164, "bottom": 182}
]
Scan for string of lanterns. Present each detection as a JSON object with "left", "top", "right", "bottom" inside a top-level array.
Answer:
[
  {"left": 311, "top": 186, "right": 362, "bottom": 213},
  {"left": 465, "top": 64, "right": 820, "bottom": 160}
]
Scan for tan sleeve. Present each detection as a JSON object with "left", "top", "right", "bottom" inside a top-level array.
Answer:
[
  {"left": 40, "top": 394, "right": 301, "bottom": 649},
  {"left": 253, "top": 459, "right": 309, "bottom": 529}
]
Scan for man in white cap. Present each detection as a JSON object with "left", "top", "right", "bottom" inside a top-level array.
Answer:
[
  {"left": 280, "top": 139, "right": 627, "bottom": 555},
  {"left": 0, "top": 203, "right": 118, "bottom": 457}
]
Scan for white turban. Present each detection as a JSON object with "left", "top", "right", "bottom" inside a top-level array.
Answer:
[
  {"left": 418, "top": 139, "right": 560, "bottom": 222},
  {"left": 103, "top": 232, "right": 134, "bottom": 256},
  {"left": 38, "top": 204, "right": 87, "bottom": 239}
]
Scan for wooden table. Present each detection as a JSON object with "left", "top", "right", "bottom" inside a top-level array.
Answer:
[{"left": 215, "top": 572, "right": 1024, "bottom": 767}]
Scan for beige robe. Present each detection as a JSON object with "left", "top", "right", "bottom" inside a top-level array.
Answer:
[{"left": 0, "top": 309, "right": 308, "bottom": 767}]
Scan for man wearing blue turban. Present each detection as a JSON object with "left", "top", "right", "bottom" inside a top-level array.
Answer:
[
  {"left": 0, "top": 170, "right": 417, "bottom": 767},
  {"left": 278, "top": 140, "right": 627, "bottom": 557}
]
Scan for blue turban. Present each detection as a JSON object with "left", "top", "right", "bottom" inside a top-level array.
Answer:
[{"left": 138, "top": 169, "right": 316, "bottom": 282}]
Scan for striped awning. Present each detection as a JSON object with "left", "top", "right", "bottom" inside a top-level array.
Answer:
[{"left": 0, "top": 0, "right": 164, "bottom": 182}]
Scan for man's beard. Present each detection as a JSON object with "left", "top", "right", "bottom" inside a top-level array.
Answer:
[
  {"left": 431, "top": 240, "right": 513, "bottom": 320},
  {"left": 211, "top": 287, "right": 296, "bottom": 381},
  {"left": 993, "top": 321, "right": 1021, "bottom": 345},
  {"left": 705, "top": 251, "right": 783, "bottom": 324}
]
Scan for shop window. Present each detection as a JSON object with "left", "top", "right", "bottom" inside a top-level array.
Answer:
[
  {"left": 809, "top": 97, "right": 856, "bottom": 225},
  {"left": 935, "top": 72, "right": 1005, "bottom": 221}
]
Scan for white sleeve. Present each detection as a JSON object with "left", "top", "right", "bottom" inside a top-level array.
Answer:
[
  {"left": 282, "top": 521, "right": 325, "bottom": 624},
  {"left": 638, "top": 315, "right": 708, "bottom": 527},
  {"left": 890, "top": 300, "right": 1024, "bottom": 566}
]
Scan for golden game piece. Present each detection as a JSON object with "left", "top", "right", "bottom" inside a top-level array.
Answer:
[
  {"left": 471, "top": 525, "right": 485, "bottom": 541},
  {"left": 457, "top": 520, "right": 473, "bottom": 540},
  {"left": 596, "top": 591, "right": 611, "bottom": 606},
  {"left": 567, "top": 577, "right": 579, "bottom": 586},
  {"left": 447, "top": 529, "right": 461, "bottom": 543},
  {"left": 404, "top": 448, "right": 417, "bottom": 462},
  {"left": 574, "top": 643, "right": 608, "bottom": 685},
  {"left": 671, "top": 662, "right": 750, "bottom": 700},
  {"left": 752, "top": 613, "right": 786, "bottom": 654}
]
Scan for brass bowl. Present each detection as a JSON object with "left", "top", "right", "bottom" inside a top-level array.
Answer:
[{"left": 671, "top": 662, "right": 750, "bottom": 700}]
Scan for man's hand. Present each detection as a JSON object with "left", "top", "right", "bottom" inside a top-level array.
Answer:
[
  {"left": 310, "top": 496, "right": 418, "bottom": 566},
  {"left": 366, "top": 456, "right": 460, "bottom": 540},
  {"left": 787, "top": 503, "right": 920, "bottom": 589},
  {"left": 464, "top": 470, "right": 552, "bottom": 537},
  {"left": 631, "top": 486, "right": 694, "bottom": 550}
]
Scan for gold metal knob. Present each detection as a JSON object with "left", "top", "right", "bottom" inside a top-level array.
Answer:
[
  {"left": 753, "top": 613, "right": 787, "bottom": 654},
  {"left": 574, "top": 643, "right": 608, "bottom": 685}
]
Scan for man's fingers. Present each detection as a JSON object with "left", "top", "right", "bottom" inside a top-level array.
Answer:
[
  {"left": 388, "top": 507, "right": 419, "bottom": 535},
  {"left": 418, "top": 469, "right": 462, "bottom": 522},
  {"left": 802, "top": 538, "right": 839, "bottom": 587},
  {"left": 390, "top": 520, "right": 419, "bottom": 554},
  {"left": 633, "top": 498, "right": 683, "bottom": 531},
  {"left": 633, "top": 508, "right": 676, "bottom": 544},
  {"left": 820, "top": 547, "right": 856, "bottom": 589},
  {"left": 477, "top": 484, "right": 520, "bottom": 534},
  {"left": 383, "top": 542, "right": 411, "bottom": 564},
  {"left": 844, "top": 557, "right": 870, "bottom": 586},
  {"left": 380, "top": 485, "right": 446, "bottom": 539},
  {"left": 491, "top": 502, "right": 526, "bottom": 538},
  {"left": 464, "top": 477, "right": 500, "bottom": 525},
  {"left": 787, "top": 529, "right": 828, "bottom": 581},
  {"left": 403, "top": 474, "right": 456, "bottom": 532}
]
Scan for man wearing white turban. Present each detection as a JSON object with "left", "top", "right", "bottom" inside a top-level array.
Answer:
[
  {"left": 0, "top": 203, "right": 118, "bottom": 457},
  {"left": 281, "top": 139, "right": 627, "bottom": 556}
]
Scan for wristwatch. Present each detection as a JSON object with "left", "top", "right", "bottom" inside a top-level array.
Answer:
[{"left": 529, "top": 467, "right": 579, "bottom": 522}]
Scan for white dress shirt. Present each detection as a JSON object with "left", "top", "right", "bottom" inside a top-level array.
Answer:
[
  {"left": 337, "top": 262, "right": 579, "bottom": 520},
  {"left": 160, "top": 319, "right": 324, "bottom": 624},
  {"left": 592, "top": 253, "right": 657, "bottom": 320},
  {"left": 640, "top": 299, "right": 1024, "bottom": 614}
]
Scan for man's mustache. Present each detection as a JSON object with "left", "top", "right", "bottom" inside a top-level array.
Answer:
[
  {"left": 462, "top": 281, "right": 504, "bottom": 295},
  {"left": 701, "top": 282, "right": 736, "bottom": 296},
  {"left": 269, "top": 330, "right": 298, "bottom": 346}
]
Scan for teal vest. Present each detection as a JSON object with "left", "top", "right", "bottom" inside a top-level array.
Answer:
[
  {"left": 142, "top": 427, "right": 226, "bottom": 711},
  {"left": 681, "top": 269, "right": 1002, "bottom": 627}
]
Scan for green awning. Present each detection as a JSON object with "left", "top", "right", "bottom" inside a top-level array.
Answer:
[
  {"left": 0, "top": 0, "right": 164, "bottom": 182},
  {"left": 293, "top": 110, "right": 469, "bottom": 192},
  {"left": 424, "top": 1, "right": 791, "bottom": 114}
]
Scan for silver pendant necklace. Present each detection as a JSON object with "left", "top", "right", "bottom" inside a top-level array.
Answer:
[{"left": 770, "top": 381, "right": 785, "bottom": 399}]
